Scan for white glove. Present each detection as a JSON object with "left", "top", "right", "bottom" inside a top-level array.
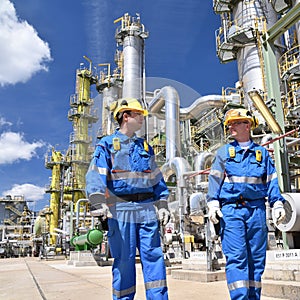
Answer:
[
  {"left": 273, "top": 201, "right": 286, "bottom": 225},
  {"left": 207, "top": 200, "right": 223, "bottom": 224},
  {"left": 155, "top": 200, "right": 170, "bottom": 226},
  {"left": 90, "top": 203, "right": 112, "bottom": 219},
  {"left": 88, "top": 192, "right": 106, "bottom": 208}
]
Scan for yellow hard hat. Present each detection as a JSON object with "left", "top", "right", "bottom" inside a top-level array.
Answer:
[
  {"left": 224, "top": 108, "right": 258, "bottom": 129},
  {"left": 110, "top": 98, "right": 148, "bottom": 120}
]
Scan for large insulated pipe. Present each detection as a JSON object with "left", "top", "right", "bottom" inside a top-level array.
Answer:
[
  {"left": 194, "top": 152, "right": 215, "bottom": 187},
  {"left": 162, "top": 157, "right": 192, "bottom": 255},
  {"left": 190, "top": 192, "right": 206, "bottom": 216},
  {"left": 148, "top": 86, "right": 181, "bottom": 160},
  {"left": 274, "top": 193, "right": 300, "bottom": 232},
  {"left": 149, "top": 93, "right": 227, "bottom": 121},
  {"left": 179, "top": 95, "right": 226, "bottom": 121}
]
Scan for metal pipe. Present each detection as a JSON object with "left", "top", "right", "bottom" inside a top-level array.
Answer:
[
  {"left": 248, "top": 90, "right": 282, "bottom": 134},
  {"left": 179, "top": 95, "right": 225, "bottom": 121},
  {"left": 75, "top": 199, "right": 89, "bottom": 229},
  {"left": 262, "top": 127, "right": 300, "bottom": 147},
  {"left": 163, "top": 157, "right": 192, "bottom": 259},
  {"left": 286, "top": 137, "right": 300, "bottom": 147},
  {"left": 148, "top": 86, "right": 181, "bottom": 160},
  {"left": 149, "top": 93, "right": 226, "bottom": 121},
  {"left": 190, "top": 192, "right": 206, "bottom": 216},
  {"left": 194, "top": 152, "right": 215, "bottom": 186}
]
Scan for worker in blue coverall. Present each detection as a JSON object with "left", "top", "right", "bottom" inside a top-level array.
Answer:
[
  {"left": 86, "top": 97, "right": 170, "bottom": 300},
  {"left": 206, "top": 108, "right": 286, "bottom": 300}
]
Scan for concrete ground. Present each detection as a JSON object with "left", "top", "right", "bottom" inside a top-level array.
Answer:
[{"left": 0, "top": 257, "right": 284, "bottom": 300}]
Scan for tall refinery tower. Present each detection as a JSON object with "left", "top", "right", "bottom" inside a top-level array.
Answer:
[{"left": 44, "top": 58, "right": 98, "bottom": 245}]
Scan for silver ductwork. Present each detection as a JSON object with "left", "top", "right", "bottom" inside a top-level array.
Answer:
[
  {"left": 179, "top": 95, "right": 226, "bottom": 121},
  {"left": 149, "top": 91, "right": 238, "bottom": 121},
  {"left": 162, "top": 157, "right": 192, "bottom": 246},
  {"left": 274, "top": 193, "right": 300, "bottom": 232},
  {"left": 194, "top": 152, "right": 215, "bottom": 187},
  {"left": 190, "top": 192, "right": 206, "bottom": 216},
  {"left": 148, "top": 86, "right": 181, "bottom": 160}
]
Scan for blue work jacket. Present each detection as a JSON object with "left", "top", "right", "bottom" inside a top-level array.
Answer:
[
  {"left": 86, "top": 130, "right": 169, "bottom": 203},
  {"left": 207, "top": 140, "right": 285, "bottom": 207}
]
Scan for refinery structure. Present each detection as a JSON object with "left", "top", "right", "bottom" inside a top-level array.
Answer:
[{"left": 1, "top": 0, "right": 300, "bottom": 274}]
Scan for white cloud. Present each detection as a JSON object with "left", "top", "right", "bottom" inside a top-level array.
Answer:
[
  {"left": 0, "top": 0, "right": 52, "bottom": 86},
  {"left": 2, "top": 183, "right": 45, "bottom": 209},
  {"left": 0, "top": 117, "right": 13, "bottom": 127},
  {"left": 0, "top": 131, "right": 45, "bottom": 164}
]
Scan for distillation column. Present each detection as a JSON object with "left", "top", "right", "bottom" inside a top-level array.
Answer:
[
  {"left": 45, "top": 149, "right": 64, "bottom": 245},
  {"left": 114, "top": 13, "right": 149, "bottom": 101},
  {"left": 96, "top": 55, "right": 123, "bottom": 136},
  {"left": 214, "top": 0, "right": 280, "bottom": 107},
  {"left": 67, "top": 61, "right": 98, "bottom": 205}
]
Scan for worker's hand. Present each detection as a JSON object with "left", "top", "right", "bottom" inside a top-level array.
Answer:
[
  {"left": 90, "top": 203, "right": 112, "bottom": 219},
  {"left": 155, "top": 199, "right": 170, "bottom": 226},
  {"left": 207, "top": 200, "right": 223, "bottom": 224},
  {"left": 273, "top": 201, "right": 286, "bottom": 225}
]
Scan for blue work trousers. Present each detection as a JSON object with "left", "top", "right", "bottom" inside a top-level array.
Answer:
[
  {"left": 220, "top": 202, "right": 267, "bottom": 300},
  {"left": 107, "top": 206, "right": 168, "bottom": 300}
]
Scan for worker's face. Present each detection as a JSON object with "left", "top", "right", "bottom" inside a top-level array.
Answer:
[
  {"left": 125, "top": 110, "right": 144, "bottom": 131},
  {"left": 228, "top": 120, "right": 251, "bottom": 141}
]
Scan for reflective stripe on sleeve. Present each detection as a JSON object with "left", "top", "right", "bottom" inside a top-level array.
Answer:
[
  {"left": 88, "top": 164, "right": 107, "bottom": 175},
  {"left": 266, "top": 172, "right": 277, "bottom": 183},
  {"left": 209, "top": 169, "right": 224, "bottom": 179}
]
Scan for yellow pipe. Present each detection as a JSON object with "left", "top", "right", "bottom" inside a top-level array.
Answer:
[
  {"left": 248, "top": 90, "right": 282, "bottom": 134},
  {"left": 114, "top": 16, "right": 123, "bottom": 24}
]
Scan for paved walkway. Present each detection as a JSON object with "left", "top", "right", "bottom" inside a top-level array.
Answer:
[{"left": 0, "top": 257, "right": 283, "bottom": 300}]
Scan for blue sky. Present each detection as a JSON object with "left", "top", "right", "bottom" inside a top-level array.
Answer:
[{"left": 0, "top": 0, "right": 237, "bottom": 211}]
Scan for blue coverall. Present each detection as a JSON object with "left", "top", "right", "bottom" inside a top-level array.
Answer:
[
  {"left": 86, "top": 129, "right": 169, "bottom": 300},
  {"left": 207, "top": 140, "right": 285, "bottom": 300}
]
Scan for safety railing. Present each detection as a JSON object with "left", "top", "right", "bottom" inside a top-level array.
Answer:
[
  {"left": 69, "top": 132, "right": 92, "bottom": 144},
  {"left": 70, "top": 93, "right": 94, "bottom": 106},
  {"left": 216, "top": 15, "right": 266, "bottom": 47},
  {"left": 278, "top": 45, "right": 300, "bottom": 80},
  {"left": 213, "top": 0, "right": 232, "bottom": 13}
]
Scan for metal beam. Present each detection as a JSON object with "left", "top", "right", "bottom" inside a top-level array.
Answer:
[
  {"left": 259, "top": 4, "right": 300, "bottom": 192},
  {"left": 263, "top": 2, "right": 300, "bottom": 43}
]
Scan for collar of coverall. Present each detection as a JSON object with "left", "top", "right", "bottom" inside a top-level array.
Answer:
[
  {"left": 115, "top": 129, "right": 139, "bottom": 142},
  {"left": 231, "top": 139, "right": 255, "bottom": 151}
]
